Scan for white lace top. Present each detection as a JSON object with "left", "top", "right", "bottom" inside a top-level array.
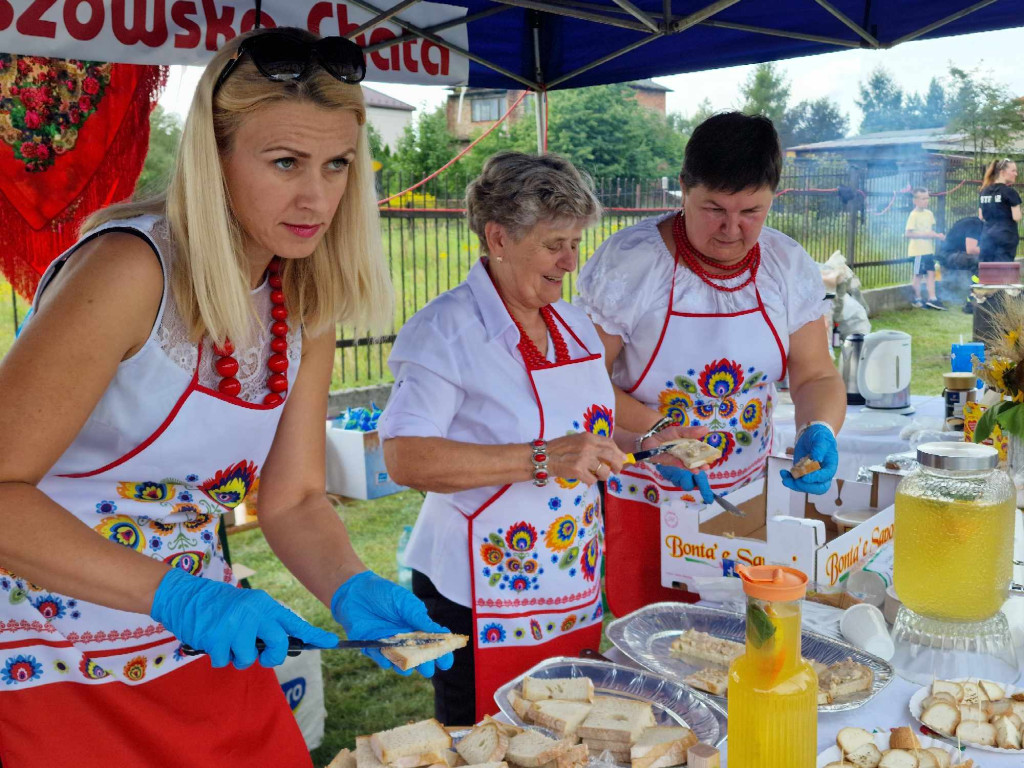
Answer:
[
  {"left": 575, "top": 213, "right": 828, "bottom": 388},
  {"left": 30, "top": 214, "right": 302, "bottom": 476}
]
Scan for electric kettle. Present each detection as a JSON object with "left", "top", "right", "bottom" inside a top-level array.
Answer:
[{"left": 857, "top": 330, "right": 912, "bottom": 409}]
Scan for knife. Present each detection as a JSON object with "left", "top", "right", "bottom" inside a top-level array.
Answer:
[
  {"left": 624, "top": 445, "right": 672, "bottom": 464},
  {"left": 180, "top": 636, "right": 441, "bottom": 657},
  {"left": 713, "top": 493, "right": 746, "bottom": 518}
]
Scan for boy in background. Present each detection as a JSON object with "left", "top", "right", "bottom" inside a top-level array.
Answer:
[{"left": 906, "top": 187, "right": 946, "bottom": 309}]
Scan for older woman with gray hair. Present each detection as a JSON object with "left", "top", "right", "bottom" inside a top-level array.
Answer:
[{"left": 380, "top": 152, "right": 627, "bottom": 723}]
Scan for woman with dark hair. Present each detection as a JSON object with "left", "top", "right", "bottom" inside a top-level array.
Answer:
[
  {"left": 577, "top": 112, "right": 845, "bottom": 617},
  {"left": 978, "top": 158, "right": 1021, "bottom": 263}
]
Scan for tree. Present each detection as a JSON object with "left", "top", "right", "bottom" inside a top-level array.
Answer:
[
  {"left": 920, "top": 78, "right": 949, "bottom": 127},
  {"left": 740, "top": 62, "right": 791, "bottom": 141},
  {"left": 391, "top": 104, "right": 458, "bottom": 181},
  {"left": 946, "top": 65, "right": 1023, "bottom": 163},
  {"left": 787, "top": 97, "right": 849, "bottom": 145},
  {"left": 669, "top": 97, "right": 715, "bottom": 139},
  {"left": 366, "top": 122, "right": 390, "bottom": 164},
  {"left": 856, "top": 67, "right": 905, "bottom": 133},
  {"left": 136, "top": 105, "right": 182, "bottom": 194}
]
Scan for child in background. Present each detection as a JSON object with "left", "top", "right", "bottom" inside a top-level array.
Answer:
[{"left": 905, "top": 187, "right": 946, "bottom": 310}]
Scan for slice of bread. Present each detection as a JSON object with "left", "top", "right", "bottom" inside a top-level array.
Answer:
[
  {"left": 456, "top": 723, "right": 509, "bottom": 764},
  {"left": 955, "top": 720, "right": 997, "bottom": 747},
  {"left": 915, "top": 753, "right": 939, "bottom": 768},
  {"left": 356, "top": 737, "right": 387, "bottom": 768},
  {"left": 887, "top": 727, "right": 920, "bottom": 751},
  {"left": 380, "top": 632, "right": 469, "bottom": 672},
  {"left": 789, "top": 456, "right": 821, "bottom": 478},
  {"left": 630, "top": 726, "right": 697, "bottom": 768},
  {"left": 994, "top": 714, "right": 1022, "bottom": 749},
  {"left": 464, "top": 763, "right": 508, "bottom": 768},
  {"left": 483, "top": 715, "right": 525, "bottom": 738},
  {"left": 931, "top": 680, "right": 963, "bottom": 702},
  {"left": 370, "top": 719, "right": 452, "bottom": 766},
  {"left": 822, "top": 659, "right": 873, "bottom": 700},
  {"left": 505, "top": 730, "right": 567, "bottom": 768},
  {"left": 668, "top": 629, "right": 743, "bottom": 668},
  {"left": 925, "top": 748, "right": 951, "bottom": 768},
  {"left": 843, "top": 743, "right": 882, "bottom": 768},
  {"left": 662, "top": 439, "right": 722, "bottom": 470},
  {"left": 584, "top": 736, "right": 632, "bottom": 750},
  {"left": 837, "top": 727, "right": 876, "bottom": 756},
  {"left": 685, "top": 743, "right": 720, "bottom": 768},
  {"left": 328, "top": 748, "right": 357, "bottom": 768},
  {"left": 441, "top": 750, "right": 463, "bottom": 767},
  {"left": 684, "top": 667, "right": 728, "bottom": 696},
  {"left": 555, "top": 743, "right": 588, "bottom": 768},
  {"left": 508, "top": 690, "right": 535, "bottom": 721},
  {"left": 979, "top": 679, "right": 1005, "bottom": 701},
  {"left": 958, "top": 704, "right": 988, "bottom": 723},
  {"left": 920, "top": 701, "right": 960, "bottom": 737},
  {"left": 521, "top": 677, "right": 595, "bottom": 703},
  {"left": 877, "top": 750, "right": 917, "bottom": 768},
  {"left": 579, "top": 698, "right": 656, "bottom": 743},
  {"left": 528, "top": 699, "right": 592, "bottom": 737}
]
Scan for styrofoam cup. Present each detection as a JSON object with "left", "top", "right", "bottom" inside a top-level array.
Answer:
[{"left": 840, "top": 602, "right": 895, "bottom": 661}]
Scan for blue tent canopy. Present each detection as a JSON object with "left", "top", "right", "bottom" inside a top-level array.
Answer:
[{"left": 355, "top": 0, "right": 1024, "bottom": 90}]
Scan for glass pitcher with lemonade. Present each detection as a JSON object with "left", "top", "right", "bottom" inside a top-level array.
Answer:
[
  {"left": 728, "top": 565, "right": 817, "bottom": 768},
  {"left": 892, "top": 442, "right": 1018, "bottom": 684}
]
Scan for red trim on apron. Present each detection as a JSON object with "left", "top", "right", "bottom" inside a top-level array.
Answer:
[{"left": 0, "top": 657, "right": 309, "bottom": 768}]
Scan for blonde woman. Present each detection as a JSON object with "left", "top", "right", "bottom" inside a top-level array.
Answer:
[{"left": 0, "top": 28, "right": 450, "bottom": 767}]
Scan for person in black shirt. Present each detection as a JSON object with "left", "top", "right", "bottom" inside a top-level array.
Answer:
[
  {"left": 939, "top": 215, "right": 983, "bottom": 270},
  {"left": 978, "top": 158, "right": 1021, "bottom": 262}
]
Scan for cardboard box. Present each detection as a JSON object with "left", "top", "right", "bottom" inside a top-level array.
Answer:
[
  {"left": 661, "top": 454, "right": 897, "bottom": 599},
  {"left": 324, "top": 423, "right": 406, "bottom": 500}
]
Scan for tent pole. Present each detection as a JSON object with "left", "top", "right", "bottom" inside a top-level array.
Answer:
[
  {"left": 888, "top": 0, "right": 1000, "bottom": 47},
  {"left": 668, "top": 0, "right": 742, "bottom": 33},
  {"left": 492, "top": 0, "right": 651, "bottom": 31},
  {"left": 345, "top": 0, "right": 541, "bottom": 88},
  {"left": 699, "top": 20, "right": 862, "bottom": 47},
  {"left": 547, "top": 33, "right": 661, "bottom": 88},
  {"left": 812, "top": 0, "right": 880, "bottom": 46},
  {"left": 362, "top": 7, "right": 510, "bottom": 53},
  {"left": 535, "top": 92, "right": 544, "bottom": 155},
  {"left": 610, "top": 0, "right": 662, "bottom": 33},
  {"left": 349, "top": 0, "right": 422, "bottom": 37},
  {"left": 532, "top": 19, "right": 546, "bottom": 156}
]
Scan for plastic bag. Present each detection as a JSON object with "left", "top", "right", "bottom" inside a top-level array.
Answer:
[{"left": 331, "top": 402, "right": 383, "bottom": 431}]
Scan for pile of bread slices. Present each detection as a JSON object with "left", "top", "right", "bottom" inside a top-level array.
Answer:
[
  {"left": 505, "top": 676, "right": 700, "bottom": 768},
  {"left": 824, "top": 726, "right": 975, "bottom": 768},
  {"left": 919, "top": 678, "right": 1024, "bottom": 750}
]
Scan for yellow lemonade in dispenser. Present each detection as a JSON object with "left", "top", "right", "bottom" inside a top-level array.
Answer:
[
  {"left": 894, "top": 488, "right": 1015, "bottom": 621},
  {"left": 728, "top": 566, "right": 817, "bottom": 768}
]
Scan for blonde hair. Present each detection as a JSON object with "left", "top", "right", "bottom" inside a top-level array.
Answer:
[
  {"left": 466, "top": 152, "right": 602, "bottom": 256},
  {"left": 82, "top": 28, "right": 393, "bottom": 346},
  {"left": 982, "top": 158, "right": 1015, "bottom": 190}
]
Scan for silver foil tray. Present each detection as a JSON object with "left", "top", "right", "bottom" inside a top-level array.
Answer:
[
  {"left": 493, "top": 655, "right": 727, "bottom": 750},
  {"left": 606, "top": 602, "right": 893, "bottom": 713}
]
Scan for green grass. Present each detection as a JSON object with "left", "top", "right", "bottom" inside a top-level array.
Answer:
[{"left": 867, "top": 307, "right": 973, "bottom": 396}]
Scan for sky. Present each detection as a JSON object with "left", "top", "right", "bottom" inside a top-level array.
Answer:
[{"left": 160, "top": 27, "right": 1024, "bottom": 133}]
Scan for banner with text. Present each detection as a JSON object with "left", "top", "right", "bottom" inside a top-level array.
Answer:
[{"left": 0, "top": 1, "right": 468, "bottom": 84}]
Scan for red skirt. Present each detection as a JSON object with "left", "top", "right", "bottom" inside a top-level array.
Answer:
[{"left": 0, "top": 656, "right": 310, "bottom": 767}]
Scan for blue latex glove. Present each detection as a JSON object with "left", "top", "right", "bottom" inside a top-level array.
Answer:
[
  {"left": 150, "top": 568, "right": 338, "bottom": 669},
  {"left": 331, "top": 571, "right": 454, "bottom": 678},
  {"left": 655, "top": 465, "right": 714, "bottom": 505},
  {"left": 780, "top": 423, "right": 838, "bottom": 495}
]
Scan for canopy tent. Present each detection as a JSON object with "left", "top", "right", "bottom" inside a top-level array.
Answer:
[{"left": 1, "top": 1, "right": 1021, "bottom": 92}]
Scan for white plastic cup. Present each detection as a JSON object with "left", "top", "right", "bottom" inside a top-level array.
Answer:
[{"left": 840, "top": 602, "right": 895, "bottom": 661}]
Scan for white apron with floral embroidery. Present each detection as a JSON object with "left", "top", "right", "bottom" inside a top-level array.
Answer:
[
  {"left": 421, "top": 307, "right": 614, "bottom": 720},
  {"left": 0, "top": 343, "right": 294, "bottom": 691}
]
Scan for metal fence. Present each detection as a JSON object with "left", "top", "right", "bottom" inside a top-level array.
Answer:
[
  {"left": 334, "top": 160, "right": 1010, "bottom": 389},
  {"left": 0, "top": 160, "right": 1014, "bottom": 390}
]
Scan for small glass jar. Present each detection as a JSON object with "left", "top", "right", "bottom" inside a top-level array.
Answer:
[{"left": 894, "top": 442, "right": 1016, "bottom": 622}]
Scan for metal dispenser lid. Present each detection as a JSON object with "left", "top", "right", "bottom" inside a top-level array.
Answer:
[{"left": 916, "top": 441, "right": 998, "bottom": 470}]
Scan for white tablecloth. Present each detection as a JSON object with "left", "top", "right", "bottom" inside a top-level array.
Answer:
[{"left": 773, "top": 395, "right": 947, "bottom": 481}]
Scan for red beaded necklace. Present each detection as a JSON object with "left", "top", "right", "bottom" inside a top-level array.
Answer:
[
  {"left": 484, "top": 260, "right": 570, "bottom": 370},
  {"left": 213, "top": 257, "right": 290, "bottom": 406},
  {"left": 672, "top": 212, "right": 760, "bottom": 292}
]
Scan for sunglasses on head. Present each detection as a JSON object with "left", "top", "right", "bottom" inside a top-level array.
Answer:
[{"left": 214, "top": 30, "right": 366, "bottom": 95}]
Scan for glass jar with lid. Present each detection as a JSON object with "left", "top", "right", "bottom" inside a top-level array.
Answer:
[{"left": 894, "top": 442, "right": 1015, "bottom": 622}]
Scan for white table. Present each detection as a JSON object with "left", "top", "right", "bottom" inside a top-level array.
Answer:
[{"left": 773, "top": 395, "right": 946, "bottom": 481}]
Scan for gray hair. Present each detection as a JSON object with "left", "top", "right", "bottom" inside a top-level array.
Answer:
[{"left": 466, "top": 152, "right": 602, "bottom": 254}]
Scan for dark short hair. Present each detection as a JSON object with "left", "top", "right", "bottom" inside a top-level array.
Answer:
[
  {"left": 913, "top": 187, "right": 929, "bottom": 196},
  {"left": 681, "top": 112, "right": 782, "bottom": 193}
]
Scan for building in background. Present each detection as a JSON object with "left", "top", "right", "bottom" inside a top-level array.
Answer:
[
  {"left": 446, "top": 80, "right": 671, "bottom": 141},
  {"left": 363, "top": 85, "right": 415, "bottom": 151}
]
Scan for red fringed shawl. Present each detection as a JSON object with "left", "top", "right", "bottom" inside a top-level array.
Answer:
[{"left": 0, "top": 55, "right": 166, "bottom": 300}]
